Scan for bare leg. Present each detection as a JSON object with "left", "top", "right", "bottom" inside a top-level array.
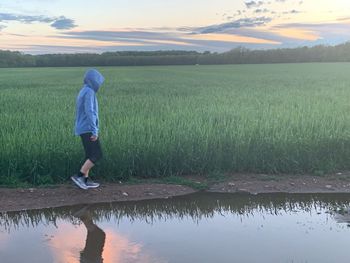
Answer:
[{"left": 80, "top": 159, "right": 95, "bottom": 177}]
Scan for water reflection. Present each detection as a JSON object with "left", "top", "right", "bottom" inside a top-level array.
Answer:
[
  {"left": 1, "top": 193, "right": 350, "bottom": 231},
  {"left": 49, "top": 207, "right": 152, "bottom": 263},
  {"left": 333, "top": 207, "right": 350, "bottom": 226},
  {"left": 1, "top": 192, "right": 350, "bottom": 263},
  {"left": 75, "top": 207, "right": 106, "bottom": 263}
]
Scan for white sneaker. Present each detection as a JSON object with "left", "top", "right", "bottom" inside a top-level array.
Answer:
[
  {"left": 71, "top": 175, "right": 88, "bottom": 190},
  {"left": 85, "top": 177, "right": 100, "bottom": 189}
]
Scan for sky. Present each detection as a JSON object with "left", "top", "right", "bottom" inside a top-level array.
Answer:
[{"left": 1, "top": 0, "right": 350, "bottom": 54}]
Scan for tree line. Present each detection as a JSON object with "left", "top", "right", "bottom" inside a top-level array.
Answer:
[{"left": 2, "top": 42, "right": 350, "bottom": 67}]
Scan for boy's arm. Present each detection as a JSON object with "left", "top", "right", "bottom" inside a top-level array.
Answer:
[{"left": 84, "top": 90, "right": 98, "bottom": 137}]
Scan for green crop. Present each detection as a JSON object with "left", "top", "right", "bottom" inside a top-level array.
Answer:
[{"left": 1, "top": 63, "right": 350, "bottom": 185}]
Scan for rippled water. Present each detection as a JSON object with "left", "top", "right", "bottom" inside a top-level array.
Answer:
[{"left": 1, "top": 192, "right": 350, "bottom": 263}]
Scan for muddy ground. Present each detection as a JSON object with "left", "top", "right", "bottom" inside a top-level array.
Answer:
[{"left": 2, "top": 173, "right": 350, "bottom": 212}]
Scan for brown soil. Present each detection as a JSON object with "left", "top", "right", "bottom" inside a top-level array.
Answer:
[
  {"left": 0, "top": 184, "right": 195, "bottom": 212},
  {"left": 207, "top": 173, "right": 350, "bottom": 194},
  {"left": 2, "top": 173, "right": 350, "bottom": 212}
]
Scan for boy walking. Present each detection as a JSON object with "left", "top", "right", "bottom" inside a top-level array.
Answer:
[{"left": 71, "top": 69, "right": 105, "bottom": 190}]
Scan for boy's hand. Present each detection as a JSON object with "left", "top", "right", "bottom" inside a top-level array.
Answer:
[{"left": 90, "top": 135, "right": 98, "bottom": 141}]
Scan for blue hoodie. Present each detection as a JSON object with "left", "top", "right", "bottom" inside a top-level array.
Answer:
[{"left": 75, "top": 69, "right": 105, "bottom": 136}]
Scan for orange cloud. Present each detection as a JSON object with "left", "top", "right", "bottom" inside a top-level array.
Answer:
[
  {"left": 271, "top": 28, "right": 320, "bottom": 41},
  {"left": 47, "top": 223, "right": 85, "bottom": 263},
  {"left": 46, "top": 222, "right": 165, "bottom": 263},
  {"left": 0, "top": 32, "right": 145, "bottom": 51},
  {"left": 101, "top": 227, "right": 168, "bottom": 263}
]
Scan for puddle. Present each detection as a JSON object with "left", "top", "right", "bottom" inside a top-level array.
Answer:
[{"left": 1, "top": 192, "right": 350, "bottom": 263}]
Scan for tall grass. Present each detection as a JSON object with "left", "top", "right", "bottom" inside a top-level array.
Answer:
[{"left": 1, "top": 64, "right": 350, "bottom": 185}]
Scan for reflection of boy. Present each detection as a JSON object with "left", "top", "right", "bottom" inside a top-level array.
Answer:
[{"left": 76, "top": 209, "right": 106, "bottom": 263}]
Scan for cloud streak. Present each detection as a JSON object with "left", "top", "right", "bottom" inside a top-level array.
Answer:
[
  {"left": 245, "top": 1, "right": 264, "bottom": 9},
  {"left": 1, "top": 0, "right": 350, "bottom": 53},
  {"left": 0, "top": 13, "right": 76, "bottom": 30},
  {"left": 193, "top": 17, "right": 273, "bottom": 34},
  {"left": 48, "top": 27, "right": 281, "bottom": 55},
  {"left": 58, "top": 28, "right": 280, "bottom": 46},
  {"left": 270, "top": 19, "right": 350, "bottom": 46},
  {"left": 47, "top": 15, "right": 350, "bottom": 54},
  {"left": 50, "top": 17, "right": 76, "bottom": 30},
  {"left": 0, "top": 13, "right": 53, "bottom": 23}
]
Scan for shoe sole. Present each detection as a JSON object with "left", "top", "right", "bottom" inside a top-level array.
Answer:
[
  {"left": 86, "top": 184, "right": 100, "bottom": 189},
  {"left": 71, "top": 176, "right": 88, "bottom": 190}
]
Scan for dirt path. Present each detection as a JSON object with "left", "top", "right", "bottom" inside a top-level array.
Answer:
[
  {"left": 207, "top": 173, "right": 350, "bottom": 194},
  {"left": 0, "top": 184, "right": 195, "bottom": 212},
  {"left": 2, "top": 173, "right": 350, "bottom": 212}
]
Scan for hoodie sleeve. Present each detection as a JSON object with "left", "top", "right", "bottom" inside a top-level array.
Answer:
[{"left": 84, "top": 89, "right": 98, "bottom": 136}]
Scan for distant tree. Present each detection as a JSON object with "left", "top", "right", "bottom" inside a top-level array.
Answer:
[{"left": 2, "top": 42, "right": 350, "bottom": 68}]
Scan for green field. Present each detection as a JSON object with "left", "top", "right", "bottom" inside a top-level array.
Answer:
[{"left": 1, "top": 63, "right": 350, "bottom": 185}]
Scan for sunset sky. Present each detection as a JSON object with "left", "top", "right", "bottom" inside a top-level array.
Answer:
[{"left": 1, "top": 0, "right": 350, "bottom": 54}]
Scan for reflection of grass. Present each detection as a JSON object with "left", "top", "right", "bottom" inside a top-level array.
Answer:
[
  {"left": 3, "top": 64, "right": 350, "bottom": 185},
  {"left": 2, "top": 193, "right": 350, "bottom": 232}
]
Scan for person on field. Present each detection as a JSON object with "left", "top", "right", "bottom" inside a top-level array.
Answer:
[{"left": 71, "top": 69, "right": 105, "bottom": 190}]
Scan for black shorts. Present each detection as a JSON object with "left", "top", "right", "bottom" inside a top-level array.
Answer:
[{"left": 80, "top": 132, "right": 103, "bottom": 164}]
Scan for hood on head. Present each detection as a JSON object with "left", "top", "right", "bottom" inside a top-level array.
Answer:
[{"left": 84, "top": 69, "right": 105, "bottom": 92}]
